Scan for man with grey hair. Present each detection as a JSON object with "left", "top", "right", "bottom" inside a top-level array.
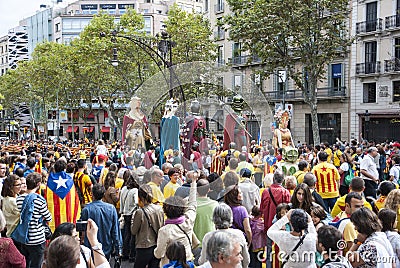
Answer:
[
  {"left": 147, "top": 168, "right": 165, "bottom": 204},
  {"left": 360, "top": 146, "right": 379, "bottom": 198},
  {"left": 198, "top": 203, "right": 249, "bottom": 267},
  {"left": 198, "top": 231, "right": 243, "bottom": 268},
  {"left": 160, "top": 162, "right": 173, "bottom": 193}
]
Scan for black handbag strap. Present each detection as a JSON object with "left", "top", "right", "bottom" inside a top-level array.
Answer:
[
  {"left": 175, "top": 224, "right": 191, "bottom": 247},
  {"left": 281, "top": 232, "right": 307, "bottom": 267},
  {"left": 80, "top": 246, "right": 89, "bottom": 268},
  {"left": 142, "top": 208, "right": 158, "bottom": 236},
  {"left": 268, "top": 187, "right": 278, "bottom": 207}
]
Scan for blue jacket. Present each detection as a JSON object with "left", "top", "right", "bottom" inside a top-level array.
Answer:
[{"left": 80, "top": 200, "right": 122, "bottom": 258}]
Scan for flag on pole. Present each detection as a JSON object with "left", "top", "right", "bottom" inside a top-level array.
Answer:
[{"left": 257, "top": 124, "right": 262, "bottom": 146}]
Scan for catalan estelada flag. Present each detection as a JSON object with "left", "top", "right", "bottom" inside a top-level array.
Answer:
[
  {"left": 35, "top": 158, "right": 42, "bottom": 174},
  {"left": 45, "top": 171, "right": 81, "bottom": 231}
]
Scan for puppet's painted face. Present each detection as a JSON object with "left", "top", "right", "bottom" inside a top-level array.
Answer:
[{"left": 284, "top": 146, "right": 299, "bottom": 163}]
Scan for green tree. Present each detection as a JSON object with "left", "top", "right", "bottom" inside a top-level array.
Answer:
[
  {"left": 225, "top": 0, "right": 352, "bottom": 144},
  {"left": 164, "top": 5, "right": 219, "bottom": 101},
  {"left": 65, "top": 10, "right": 158, "bottom": 136}
]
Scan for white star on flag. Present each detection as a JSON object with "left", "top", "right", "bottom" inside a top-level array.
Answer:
[
  {"left": 93, "top": 169, "right": 100, "bottom": 176},
  {"left": 54, "top": 175, "right": 68, "bottom": 189}
]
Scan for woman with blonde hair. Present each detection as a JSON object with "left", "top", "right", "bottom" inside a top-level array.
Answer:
[
  {"left": 1, "top": 174, "right": 21, "bottom": 237},
  {"left": 385, "top": 189, "right": 400, "bottom": 231}
]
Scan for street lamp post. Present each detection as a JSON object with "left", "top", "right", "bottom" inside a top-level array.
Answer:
[
  {"left": 101, "top": 30, "right": 186, "bottom": 108},
  {"left": 364, "top": 110, "right": 370, "bottom": 141}
]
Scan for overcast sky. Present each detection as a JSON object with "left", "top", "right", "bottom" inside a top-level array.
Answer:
[{"left": 0, "top": 0, "right": 74, "bottom": 37}]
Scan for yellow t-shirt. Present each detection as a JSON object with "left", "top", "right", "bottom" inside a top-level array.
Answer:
[
  {"left": 148, "top": 181, "right": 165, "bottom": 204},
  {"left": 325, "top": 148, "right": 333, "bottom": 163},
  {"left": 163, "top": 181, "right": 180, "bottom": 199},
  {"left": 74, "top": 171, "right": 93, "bottom": 204},
  {"left": 312, "top": 162, "right": 340, "bottom": 199},
  {"left": 333, "top": 150, "right": 342, "bottom": 167},
  {"left": 331, "top": 194, "right": 372, "bottom": 218}
]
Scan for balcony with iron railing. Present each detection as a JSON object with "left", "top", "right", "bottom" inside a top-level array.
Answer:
[
  {"left": 385, "top": 15, "right": 400, "bottom": 30},
  {"left": 214, "top": 29, "right": 225, "bottom": 40},
  {"left": 264, "top": 87, "right": 346, "bottom": 101},
  {"left": 356, "top": 62, "right": 381, "bottom": 76},
  {"left": 384, "top": 58, "right": 400, "bottom": 73},
  {"left": 214, "top": 3, "right": 224, "bottom": 14},
  {"left": 356, "top": 18, "right": 383, "bottom": 35},
  {"left": 229, "top": 55, "right": 262, "bottom": 66}
]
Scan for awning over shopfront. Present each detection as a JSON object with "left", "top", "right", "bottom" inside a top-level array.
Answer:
[
  {"left": 83, "top": 126, "right": 95, "bottom": 133},
  {"left": 66, "top": 126, "right": 78, "bottom": 133},
  {"left": 101, "top": 126, "right": 110, "bottom": 133}
]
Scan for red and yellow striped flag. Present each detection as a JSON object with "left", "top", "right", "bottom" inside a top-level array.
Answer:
[
  {"left": 44, "top": 185, "right": 81, "bottom": 232},
  {"left": 35, "top": 158, "right": 42, "bottom": 174}
]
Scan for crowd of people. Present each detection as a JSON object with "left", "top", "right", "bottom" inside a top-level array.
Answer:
[{"left": 0, "top": 137, "right": 399, "bottom": 268}]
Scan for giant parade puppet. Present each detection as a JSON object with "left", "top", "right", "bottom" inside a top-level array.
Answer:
[
  {"left": 272, "top": 108, "right": 294, "bottom": 151},
  {"left": 223, "top": 95, "right": 249, "bottom": 151},
  {"left": 160, "top": 98, "right": 180, "bottom": 166},
  {"left": 272, "top": 108, "right": 299, "bottom": 175},
  {"left": 122, "top": 96, "right": 153, "bottom": 150},
  {"left": 181, "top": 100, "right": 207, "bottom": 170}
]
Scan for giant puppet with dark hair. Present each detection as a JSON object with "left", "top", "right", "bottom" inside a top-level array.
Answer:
[{"left": 223, "top": 95, "right": 249, "bottom": 151}]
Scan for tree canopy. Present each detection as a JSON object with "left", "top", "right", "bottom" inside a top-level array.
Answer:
[
  {"left": 225, "top": 0, "right": 353, "bottom": 144},
  {"left": 0, "top": 7, "right": 219, "bottom": 138}
]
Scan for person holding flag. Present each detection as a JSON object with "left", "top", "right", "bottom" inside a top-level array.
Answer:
[
  {"left": 45, "top": 159, "right": 81, "bottom": 231},
  {"left": 34, "top": 153, "right": 42, "bottom": 174}
]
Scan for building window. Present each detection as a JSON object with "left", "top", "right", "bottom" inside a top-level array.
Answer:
[
  {"left": 234, "top": 75, "right": 242, "bottom": 91},
  {"left": 55, "top": 23, "right": 60, "bottom": 32},
  {"left": 215, "top": 0, "right": 224, "bottom": 13},
  {"left": 144, "top": 17, "right": 151, "bottom": 34},
  {"left": 365, "top": 41, "right": 377, "bottom": 73},
  {"left": 363, "top": 82, "right": 376, "bottom": 103},
  {"left": 217, "top": 45, "right": 223, "bottom": 64},
  {"left": 330, "top": 63, "right": 342, "bottom": 90},
  {"left": 306, "top": 113, "right": 341, "bottom": 145},
  {"left": 395, "top": 38, "right": 400, "bottom": 59},
  {"left": 276, "top": 70, "right": 287, "bottom": 97},
  {"left": 205, "top": 0, "right": 209, "bottom": 11},
  {"left": 232, "top": 42, "right": 241, "bottom": 63},
  {"left": 393, "top": 81, "right": 400, "bottom": 102},
  {"left": 366, "top": 2, "right": 377, "bottom": 32}
]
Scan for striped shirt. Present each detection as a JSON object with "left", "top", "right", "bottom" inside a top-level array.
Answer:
[
  {"left": 312, "top": 161, "right": 340, "bottom": 199},
  {"left": 16, "top": 193, "right": 52, "bottom": 245}
]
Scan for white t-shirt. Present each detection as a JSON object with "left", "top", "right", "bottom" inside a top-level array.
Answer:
[
  {"left": 339, "top": 162, "right": 350, "bottom": 172},
  {"left": 389, "top": 165, "right": 400, "bottom": 184},
  {"left": 360, "top": 154, "right": 379, "bottom": 181},
  {"left": 96, "top": 145, "right": 108, "bottom": 156},
  {"left": 78, "top": 245, "right": 91, "bottom": 268}
]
